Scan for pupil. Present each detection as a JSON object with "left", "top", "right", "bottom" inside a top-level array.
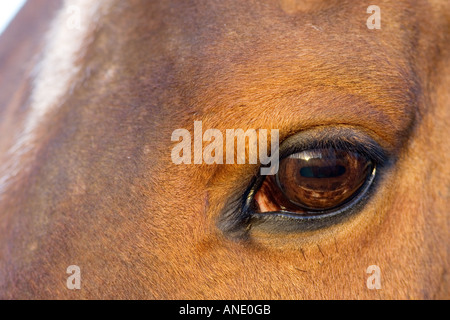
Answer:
[{"left": 300, "top": 165, "right": 346, "bottom": 178}]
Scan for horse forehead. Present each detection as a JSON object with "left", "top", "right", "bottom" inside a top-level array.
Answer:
[
  {"left": 27, "top": 0, "right": 447, "bottom": 111},
  {"left": 27, "top": 0, "right": 112, "bottom": 136},
  {"left": 0, "top": 0, "right": 116, "bottom": 198},
  {"left": 111, "top": 1, "right": 423, "bottom": 140},
  {"left": 30, "top": 0, "right": 430, "bottom": 121}
]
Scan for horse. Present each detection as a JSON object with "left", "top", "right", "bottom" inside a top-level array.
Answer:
[{"left": 0, "top": 0, "right": 448, "bottom": 299}]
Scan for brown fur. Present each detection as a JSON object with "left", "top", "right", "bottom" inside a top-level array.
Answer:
[{"left": 0, "top": 0, "right": 448, "bottom": 299}]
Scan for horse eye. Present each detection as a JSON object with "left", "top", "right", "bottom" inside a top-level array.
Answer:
[{"left": 254, "top": 148, "right": 374, "bottom": 213}]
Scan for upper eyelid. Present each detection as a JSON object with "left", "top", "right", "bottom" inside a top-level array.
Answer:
[{"left": 277, "top": 126, "right": 389, "bottom": 165}]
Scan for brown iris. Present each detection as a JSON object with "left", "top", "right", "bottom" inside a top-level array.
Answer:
[{"left": 254, "top": 148, "right": 373, "bottom": 213}]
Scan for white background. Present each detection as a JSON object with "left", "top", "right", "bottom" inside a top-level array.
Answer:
[{"left": 0, "top": 0, "right": 27, "bottom": 35}]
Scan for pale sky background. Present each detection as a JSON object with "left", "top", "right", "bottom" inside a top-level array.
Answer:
[{"left": 0, "top": 0, "right": 27, "bottom": 35}]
